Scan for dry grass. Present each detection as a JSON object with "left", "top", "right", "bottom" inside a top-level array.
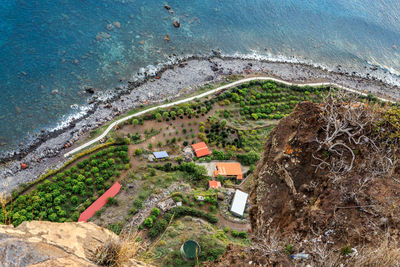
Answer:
[
  {"left": 350, "top": 237, "right": 400, "bottom": 266},
  {"left": 0, "top": 190, "right": 12, "bottom": 225},
  {"left": 92, "top": 231, "right": 145, "bottom": 266}
]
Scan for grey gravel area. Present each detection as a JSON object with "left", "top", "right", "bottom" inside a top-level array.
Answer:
[{"left": 1, "top": 56, "right": 399, "bottom": 194}]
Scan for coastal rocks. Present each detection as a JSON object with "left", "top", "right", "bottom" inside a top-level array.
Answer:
[
  {"left": 164, "top": 4, "right": 171, "bottom": 10},
  {"left": 96, "top": 32, "right": 111, "bottom": 41},
  {"left": 164, "top": 34, "right": 170, "bottom": 41},
  {"left": 113, "top": 21, "right": 121, "bottom": 28},
  {"left": 51, "top": 89, "right": 59, "bottom": 95},
  {"left": 84, "top": 87, "right": 96, "bottom": 94},
  {"left": 173, "top": 20, "right": 180, "bottom": 28}
]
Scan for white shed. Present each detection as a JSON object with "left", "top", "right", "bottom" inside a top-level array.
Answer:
[{"left": 230, "top": 189, "right": 248, "bottom": 217}]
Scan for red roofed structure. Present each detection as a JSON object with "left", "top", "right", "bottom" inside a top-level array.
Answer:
[
  {"left": 78, "top": 182, "right": 122, "bottom": 222},
  {"left": 213, "top": 162, "right": 243, "bottom": 180},
  {"left": 191, "top": 142, "right": 211, "bottom": 157},
  {"left": 208, "top": 180, "right": 221, "bottom": 189}
]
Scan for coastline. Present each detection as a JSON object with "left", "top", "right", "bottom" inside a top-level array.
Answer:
[{"left": 1, "top": 55, "right": 400, "bottom": 194}]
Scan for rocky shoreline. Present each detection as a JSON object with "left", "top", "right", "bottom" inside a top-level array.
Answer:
[{"left": 1, "top": 55, "right": 400, "bottom": 194}]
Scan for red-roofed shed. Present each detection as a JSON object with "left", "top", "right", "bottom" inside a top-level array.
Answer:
[
  {"left": 78, "top": 182, "right": 122, "bottom": 222},
  {"left": 191, "top": 142, "right": 211, "bottom": 157},
  {"left": 209, "top": 180, "right": 221, "bottom": 189}
]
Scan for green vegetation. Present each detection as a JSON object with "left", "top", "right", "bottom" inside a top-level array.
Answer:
[
  {"left": 147, "top": 206, "right": 218, "bottom": 239},
  {"left": 3, "top": 145, "right": 129, "bottom": 226}
]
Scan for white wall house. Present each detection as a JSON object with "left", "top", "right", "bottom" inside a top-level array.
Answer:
[{"left": 230, "top": 189, "right": 248, "bottom": 217}]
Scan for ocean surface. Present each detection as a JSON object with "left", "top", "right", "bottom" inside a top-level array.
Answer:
[{"left": 1, "top": 0, "right": 400, "bottom": 157}]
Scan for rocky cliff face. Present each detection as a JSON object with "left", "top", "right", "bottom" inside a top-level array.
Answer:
[
  {"left": 206, "top": 101, "right": 400, "bottom": 266},
  {"left": 0, "top": 221, "right": 149, "bottom": 267}
]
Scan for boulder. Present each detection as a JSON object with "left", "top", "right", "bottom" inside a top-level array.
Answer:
[
  {"left": 85, "top": 87, "right": 95, "bottom": 94},
  {"left": 0, "top": 221, "right": 116, "bottom": 266},
  {"left": 173, "top": 20, "right": 180, "bottom": 28},
  {"left": 164, "top": 34, "right": 170, "bottom": 41},
  {"left": 113, "top": 21, "right": 121, "bottom": 28},
  {"left": 164, "top": 4, "right": 171, "bottom": 10}
]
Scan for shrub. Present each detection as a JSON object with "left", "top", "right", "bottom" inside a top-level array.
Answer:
[
  {"left": 147, "top": 219, "right": 168, "bottom": 239},
  {"left": 231, "top": 230, "right": 239, "bottom": 237},
  {"left": 143, "top": 217, "right": 153, "bottom": 228},
  {"left": 151, "top": 208, "right": 160, "bottom": 217},
  {"left": 340, "top": 245, "right": 352, "bottom": 256},
  {"left": 238, "top": 231, "right": 248, "bottom": 238},
  {"left": 107, "top": 197, "right": 119, "bottom": 206},
  {"left": 236, "top": 151, "right": 261, "bottom": 166},
  {"left": 134, "top": 148, "right": 143, "bottom": 155},
  {"left": 133, "top": 199, "right": 143, "bottom": 209},
  {"left": 285, "top": 244, "right": 294, "bottom": 254},
  {"left": 107, "top": 222, "right": 124, "bottom": 235}
]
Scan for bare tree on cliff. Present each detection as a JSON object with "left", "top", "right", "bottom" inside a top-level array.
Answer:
[{"left": 312, "top": 89, "right": 394, "bottom": 179}]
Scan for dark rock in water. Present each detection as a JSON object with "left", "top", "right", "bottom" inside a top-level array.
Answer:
[
  {"left": 173, "top": 20, "right": 180, "bottom": 28},
  {"left": 15, "top": 106, "right": 21, "bottom": 113},
  {"left": 212, "top": 50, "right": 221, "bottom": 57},
  {"left": 164, "top": 4, "right": 171, "bottom": 10},
  {"left": 206, "top": 75, "right": 214, "bottom": 81},
  {"left": 85, "top": 87, "right": 95, "bottom": 94}
]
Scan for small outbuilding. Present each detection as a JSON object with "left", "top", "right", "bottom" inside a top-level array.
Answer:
[
  {"left": 214, "top": 162, "right": 243, "bottom": 180},
  {"left": 191, "top": 142, "right": 211, "bottom": 158},
  {"left": 208, "top": 180, "right": 221, "bottom": 189},
  {"left": 230, "top": 189, "right": 248, "bottom": 217},
  {"left": 153, "top": 151, "right": 169, "bottom": 159},
  {"left": 180, "top": 240, "right": 201, "bottom": 260}
]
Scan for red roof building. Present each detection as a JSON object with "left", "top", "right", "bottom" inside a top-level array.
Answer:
[
  {"left": 213, "top": 162, "right": 243, "bottom": 180},
  {"left": 191, "top": 142, "right": 211, "bottom": 157},
  {"left": 209, "top": 180, "right": 221, "bottom": 189},
  {"left": 78, "top": 182, "right": 122, "bottom": 222}
]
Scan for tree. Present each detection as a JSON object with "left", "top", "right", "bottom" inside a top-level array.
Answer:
[
  {"left": 151, "top": 208, "right": 160, "bottom": 217},
  {"left": 170, "top": 110, "right": 176, "bottom": 118},
  {"left": 134, "top": 148, "right": 143, "bottom": 155},
  {"left": 220, "top": 119, "right": 227, "bottom": 128},
  {"left": 162, "top": 111, "right": 169, "bottom": 120},
  {"left": 155, "top": 113, "right": 162, "bottom": 121},
  {"left": 131, "top": 118, "right": 139, "bottom": 126},
  {"left": 177, "top": 109, "right": 184, "bottom": 116},
  {"left": 144, "top": 217, "right": 153, "bottom": 228},
  {"left": 237, "top": 151, "right": 260, "bottom": 166}
]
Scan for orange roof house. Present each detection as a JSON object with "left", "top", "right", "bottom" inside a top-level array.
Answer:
[
  {"left": 209, "top": 180, "right": 222, "bottom": 189},
  {"left": 192, "top": 142, "right": 211, "bottom": 157},
  {"left": 213, "top": 163, "right": 243, "bottom": 180}
]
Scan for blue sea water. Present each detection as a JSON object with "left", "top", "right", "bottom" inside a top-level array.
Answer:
[{"left": 1, "top": 0, "right": 400, "bottom": 157}]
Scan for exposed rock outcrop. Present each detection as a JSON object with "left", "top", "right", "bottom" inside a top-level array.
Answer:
[
  {"left": 206, "top": 101, "right": 400, "bottom": 266},
  {"left": 0, "top": 221, "right": 151, "bottom": 267}
]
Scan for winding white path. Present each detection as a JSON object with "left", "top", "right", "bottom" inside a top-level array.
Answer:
[{"left": 64, "top": 76, "right": 393, "bottom": 158}]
